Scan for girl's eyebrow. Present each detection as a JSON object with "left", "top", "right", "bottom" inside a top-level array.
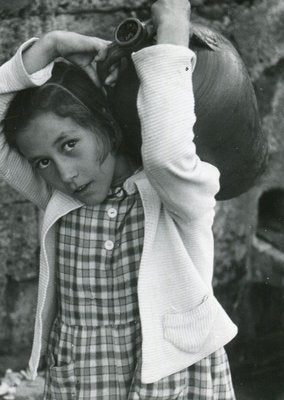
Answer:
[
  {"left": 52, "top": 131, "right": 76, "bottom": 147},
  {"left": 28, "top": 155, "right": 43, "bottom": 163}
]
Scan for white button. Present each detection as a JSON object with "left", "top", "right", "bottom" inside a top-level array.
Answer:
[
  {"left": 104, "top": 240, "right": 114, "bottom": 250},
  {"left": 107, "top": 208, "right": 117, "bottom": 218}
]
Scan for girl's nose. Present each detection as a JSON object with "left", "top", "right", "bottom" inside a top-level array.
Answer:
[{"left": 56, "top": 160, "right": 78, "bottom": 185}]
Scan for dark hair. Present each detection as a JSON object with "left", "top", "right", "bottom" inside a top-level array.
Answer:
[{"left": 3, "top": 61, "right": 122, "bottom": 162}]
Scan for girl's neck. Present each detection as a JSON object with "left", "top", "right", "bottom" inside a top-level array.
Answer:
[{"left": 111, "top": 153, "right": 139, "bottom": 188}]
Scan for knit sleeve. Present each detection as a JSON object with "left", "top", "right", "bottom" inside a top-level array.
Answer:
[
  {"left": 132, "top": 44, "right": 220, "bottom": 222},
  {"left": 0, "top": 39, "right": 54, "bottom": 209}
]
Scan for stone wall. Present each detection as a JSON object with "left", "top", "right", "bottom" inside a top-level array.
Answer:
[{"left": 0, "top": 0, "right": 283, "bottom": 395}]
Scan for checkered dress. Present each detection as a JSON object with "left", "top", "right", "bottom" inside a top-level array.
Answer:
[{"left": 44, "top": 184, "right": 236, "bottom": 400}]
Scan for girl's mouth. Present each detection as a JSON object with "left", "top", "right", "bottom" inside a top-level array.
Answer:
[{"left": 74, "top": 182, "right": 92, "bottom": 194}]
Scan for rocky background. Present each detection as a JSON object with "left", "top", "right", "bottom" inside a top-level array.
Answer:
[{"left": 0, "top": 0, "right": 283, "bottom": 399}]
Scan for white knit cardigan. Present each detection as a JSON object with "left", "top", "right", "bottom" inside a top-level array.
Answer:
[{"left": 0, "top": 39, "right": 237, "bottom": 383}]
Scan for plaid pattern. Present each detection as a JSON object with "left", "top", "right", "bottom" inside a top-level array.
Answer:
[
  {"left": 45, "top": 318, "right": 142, "bottom": 399},
  {"left": 44, "top": 185, "right": 236, "bottom": 399},
  {"left": 128, "top": 347, "right": 236, "bottom": 400},
  {"left": 56, "top": 187, "right": 143, "bottom": 327},
  {"left": 44, "top": 186, "right": 144, "bottom": 399}
]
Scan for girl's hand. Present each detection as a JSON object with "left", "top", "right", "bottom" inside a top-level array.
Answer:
[
  {"left": 22, "top": 31, "right": 118, "bottom": 87},
  {"left": 151, "top": 0, "right": 191, "bottom": 47}
]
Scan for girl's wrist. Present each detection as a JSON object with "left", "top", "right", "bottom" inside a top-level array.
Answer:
[
  {"left": 41, "top": 31, "right": 60, "bottom": 59},
  {"left": 22, "top": 31, "right": 58, "bottom": 75},
  {"left": 156, "top": 21, "right": 190, "bottom": 47}
]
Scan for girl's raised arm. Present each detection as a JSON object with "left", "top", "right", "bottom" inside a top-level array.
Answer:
[
  {"left": 133, "top": 0, "right": 220, "bottom": 223},
  {"left": 0, "top": 31, "right": 111, "bottom": 209},
  {"left": 22, "top": 31, "right": 110, "bottom": 87},
  {"left": 0, "top": 39, "right": 54, "bottom": 209}
]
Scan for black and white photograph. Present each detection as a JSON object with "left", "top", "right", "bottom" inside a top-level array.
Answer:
[{"left": 0, "top": 0, "right": 283, "bottom": 399}]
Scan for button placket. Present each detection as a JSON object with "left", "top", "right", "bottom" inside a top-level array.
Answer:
[
  {"left": 104, "top": 196, "right": 122, "bottom": 253},
  {"left": 107, "top": 207, "right": 117, "bottom": 218},
  {"left": 104, "top": 239, "right": 114, "bottom": 251}
]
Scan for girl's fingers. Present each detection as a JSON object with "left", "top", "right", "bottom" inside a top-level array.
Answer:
[
  {"left": 104, "top": 62, "right": 120, "bottom": 86},
  {"left": 90, "top": 37, "right": 110, "bottom": 55},
  {"left": 104, "top": 57, "right": 129, "bottom": 86},
  {"left": 83, "top": 62, "right": 102, "bottom": 88},
  {"left": 67, "top": 52, "right": 93, "bottom": 67},
  {"left": 60, "top": 33, "right": 126, "bottom": 88},
  {"left": 57, "top": 33, "right": 110, "bottom": 65},
  {"left": 109, "top": 63, "right": 117, "bottom": 73},
  {"left": 94, "top": 45, "right": 109, "bottom": 62},
  {"left": 70, "top": 34, "right": 109, "bottom": 55}
]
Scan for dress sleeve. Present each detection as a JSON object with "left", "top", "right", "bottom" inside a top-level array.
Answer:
[
  {"left": 132, "top": 44, "right": 220, "bottom": 223},
  {"left": 0, "top": 38, "right": 54, "bottom": 209}
]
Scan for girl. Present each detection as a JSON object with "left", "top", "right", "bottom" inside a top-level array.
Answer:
[{"left": 0, "top": 0, "right": 238, "bottom": 398}]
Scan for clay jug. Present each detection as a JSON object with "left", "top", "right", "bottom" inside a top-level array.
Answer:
[{"left": 98, "top": 18, "right": 267, "bottom": 200}]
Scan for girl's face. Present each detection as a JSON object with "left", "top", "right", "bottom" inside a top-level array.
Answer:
[{"left": 15, "top": 112, "right": 126, "bottom": 205}]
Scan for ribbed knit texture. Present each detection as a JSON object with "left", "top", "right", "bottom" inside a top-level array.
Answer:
[
  {"left": 0, "top": 42, "right": 237, "bottom": 383},
  {"left": 0, "top": 38, "right": 53, "bottom": 209}
]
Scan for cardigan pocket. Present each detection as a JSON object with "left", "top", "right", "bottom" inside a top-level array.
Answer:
[
  {"left": 163, "top": 294, "right": 218, "bottom": 353},
  {"left": 49, "top": 361, "right": 76, "bottom": 399}
]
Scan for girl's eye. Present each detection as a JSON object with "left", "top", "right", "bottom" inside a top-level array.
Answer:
[
  {"left": 37, "top": 159, "right": 50, "bottom": 170},
  {"left": 63, "top": 140, "right": 77, "bottom": 152}
]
